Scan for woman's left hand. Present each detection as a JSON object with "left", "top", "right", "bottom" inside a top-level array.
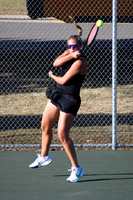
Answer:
[{"left": 48, "top": 71, "right": 53, "bottom": 77}]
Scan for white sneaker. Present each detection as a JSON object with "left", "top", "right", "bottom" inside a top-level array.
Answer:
[
  {"left": 66, "top": 166, "right": 84, "bottom": 183},
  {"left": 29, "top": 154, "right": 52, "bottom": 168}
]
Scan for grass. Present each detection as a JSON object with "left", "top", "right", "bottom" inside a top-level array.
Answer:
[
  {"left": 0, "top": 84, "right": 132, "bottom": 148},
  {"left": 0, "top": 0, "right": 27, "bottom": 15},
  {"left": 80, "top": 85, "right": 133, "bottom": 114},
  {"left": 0, "top": 85, "right": 132, "bottom": 116}
]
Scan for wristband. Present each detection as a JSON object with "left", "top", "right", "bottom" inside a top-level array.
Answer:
[{"left": 49, "top": 72, "right": 53, "bottom": 77}]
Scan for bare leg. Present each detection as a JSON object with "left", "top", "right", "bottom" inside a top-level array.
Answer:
[
  {"left": 41, "top": 101, "right": 59, "bottom": 156},
  {"left": 58, "top": 112, "right": 79, "bottom": 168}
]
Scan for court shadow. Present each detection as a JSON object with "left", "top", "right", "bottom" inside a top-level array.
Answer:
[
  {"left": 54, "top": 173, "right": 133, "bottom": 183},
  {"left": 79, "top": 172, "right": 133, "bottom": 183},
  {"left": 1, "top": 113, "right": 132, "bottom": 131},
  {"left": 0, "top": 39, "right": 132, "bottom": 95}
]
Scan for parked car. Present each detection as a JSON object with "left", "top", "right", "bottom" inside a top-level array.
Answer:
[{"left": 26, "top": 0, "right": 44, "bottom": 19}]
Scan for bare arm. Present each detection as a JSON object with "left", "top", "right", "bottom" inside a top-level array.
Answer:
[
  {"left": 53, "top": 50, "right": 82, "bottom": 67},
  {"left": 49, "top": 58, "right": 87, "bottom": 85}
]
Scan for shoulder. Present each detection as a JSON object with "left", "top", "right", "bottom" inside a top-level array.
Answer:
[
  {"left": 72, "top": 57, "right": 87, "bottom": 75},
  {"left": 73, "top": 56, "right": 87, "bottom": 66},
  {"left": 77, "top": 56, "right": 88, "bottom": 67}
]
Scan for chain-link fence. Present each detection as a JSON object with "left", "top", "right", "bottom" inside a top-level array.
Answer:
[{"left": 0, "top": 0, "right": 132, "bottom": 149}]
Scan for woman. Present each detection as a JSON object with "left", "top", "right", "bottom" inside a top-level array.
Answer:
[{"left": 29, "top": 35, "right": 88, "bottom": 183}]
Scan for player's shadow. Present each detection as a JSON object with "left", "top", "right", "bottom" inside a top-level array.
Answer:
[
  {"left": 54, "top": 173, "right": 133, "bottom": 183},
  {"left": 79, "top": 172, "right": 133, "bottom": 183}
]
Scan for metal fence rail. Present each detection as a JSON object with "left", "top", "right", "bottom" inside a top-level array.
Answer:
[{"left": 0, "top": 0, "right": 132, "bottom": 149}]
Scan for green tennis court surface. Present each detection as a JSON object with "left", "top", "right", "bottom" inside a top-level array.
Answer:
[{"left": 0, "top": 150, "right": 133, "bottom": 200}]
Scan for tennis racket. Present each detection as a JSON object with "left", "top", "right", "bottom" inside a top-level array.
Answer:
[
  {"left": 85, "top": 23, "right": 99, "bottom": 47},
  {"left": 78, "top": 23, "right": 99, "bottom": 53},
  {"left": 70, "top": 16, "right": 99, "bottom": 51}
]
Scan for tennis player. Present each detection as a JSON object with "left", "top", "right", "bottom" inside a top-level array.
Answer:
[{"left": 29, "top": 35, "right": 87, "bottom": 183}]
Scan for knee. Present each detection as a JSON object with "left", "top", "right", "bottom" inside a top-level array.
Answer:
[
  {"left": 58, "top": 129, "right": 69, "bottom": 144},
  {"left": 41, "top": 122, "right": 46, "bottom": 132},
  {"left": 41, "top": 123, "right": 50, "bottom": 134}
]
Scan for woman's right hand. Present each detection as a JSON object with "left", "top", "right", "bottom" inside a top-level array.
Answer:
[{"left": 71, "top": 50, "right": 81, "bottom": 59}]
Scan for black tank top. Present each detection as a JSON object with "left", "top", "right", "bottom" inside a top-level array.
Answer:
[{"left": 56, "top": 58, "right": 85, "bottom": 95}]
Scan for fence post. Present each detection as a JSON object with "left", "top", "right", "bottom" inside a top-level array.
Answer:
[{"left": 112, "top": 0, "right": 117, "bottom": 150}]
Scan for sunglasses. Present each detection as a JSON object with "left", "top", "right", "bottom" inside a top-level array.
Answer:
[{"left": 68, "top": 44, "right": 78, "bottom": 49}]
